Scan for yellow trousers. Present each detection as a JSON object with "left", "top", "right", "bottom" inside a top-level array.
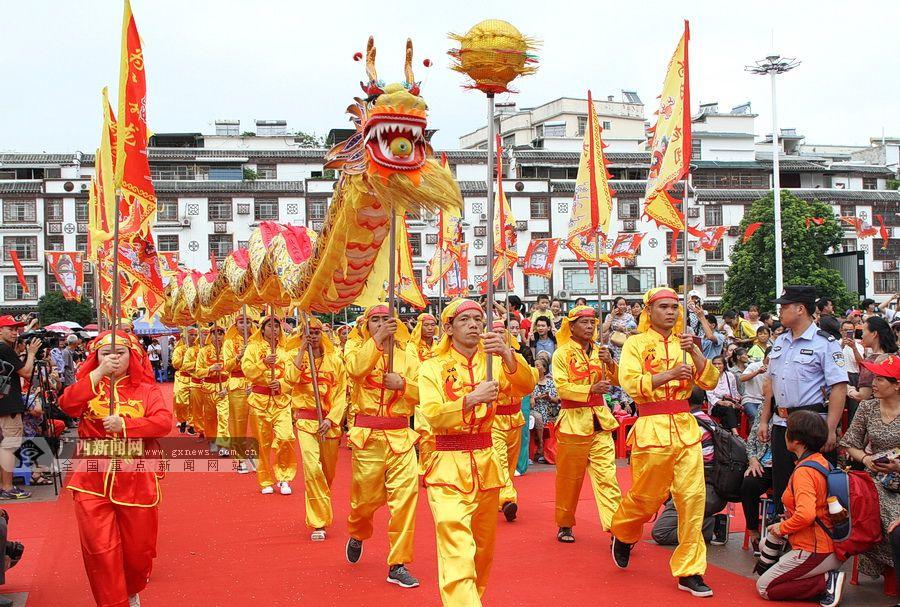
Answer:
[
  {"left": 298, "top": 431, "right": 340, "bottom": 530},
  {"left": 199, "top": 388, "right": 230, "bottom": 447},
  {"left": 427, "top": 483, "right": 500, "bottom": 607},
  {"left": 490, "top": 426, "right": 520, "bottom": 506},
  {"left": 555, "top": 431, "right": 621, "bottom": 530},
  {"left": 189, "top": 386, "right": 204, "bottom": 433},
  {"left": 610, "top": 433, "right": 706, "bottom": 577},
  {"left": 228, "top": 389, "right": 250, "bottom": 458},
  {"left": 249, "top": 407, "right": 297, "bottom": 488},
  {"left": 173, "top": 382, "right": 191, "bottom": 425},
  {"left": 347, "top": 432, "right": 417, "bottom": 565}
]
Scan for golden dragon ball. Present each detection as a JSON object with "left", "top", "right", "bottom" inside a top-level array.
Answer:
[{"left": 449, "top": 20, "right": 539, "bottom": 94}]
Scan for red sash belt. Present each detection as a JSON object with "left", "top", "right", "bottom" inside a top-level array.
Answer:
[
  {"left": 561, "top": 394, "right": 606, "bottom": 409},
  {"left": 637, "top": 399, "right": 690, "bottom": 417},
  {"left": 251, "top": 386, "right": 280, "bottom": 396},
  {"left": 294, "top": 409, "right": 320, "bottom": 421},
  {"left": 354, "top": 415, "right": 408, "bottom": 430},
  {"left": 190, "top": 378, "right": 203, "bottom": 385},
  {"left": 204, "top": 374, "right": 229, "bottom": 384},
  {"left": 231, "top": 370, "right": 245, "bottom": 378},
  {"left": 435, "top": 433, "right": 492, "bottom": 451},
  {"left": 495, "top": 403, "right": 521, "bottom": 416}
]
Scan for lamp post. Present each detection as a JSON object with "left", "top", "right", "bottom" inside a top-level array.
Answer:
[{"left": 746, "top": 55, "right": 800, "bottom": 298}]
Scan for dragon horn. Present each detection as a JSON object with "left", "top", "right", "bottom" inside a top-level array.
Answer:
[
  {"left": 366, "top": 36, "right": 377, "bottom": 83},
  {"left": 404, "top": 38, "right": 415, "bottom": 85}
]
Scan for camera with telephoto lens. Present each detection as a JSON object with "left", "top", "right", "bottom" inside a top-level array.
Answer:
[{"left": 18, "top": 329, "right": 63, "bottom": 357}]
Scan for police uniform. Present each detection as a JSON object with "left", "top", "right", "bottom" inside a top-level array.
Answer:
[{"left": 765, "top": 287, "right": 848, "bottom": 511}]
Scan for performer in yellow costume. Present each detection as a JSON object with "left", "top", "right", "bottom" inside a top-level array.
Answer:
[
  {"left": 610, "top": 287, "right": 719, "bottom": 597},
  {"left": 489, "top": 319, "right": 534, "bottom": 523},
  {"left": 171, "top": 327, "right": 197, "bottom": 434},
  {"left": 407, "top": 312, "right": 438, "bottom": 474},
  {"left": 552, "top": 305, "right": 621, "bottom": 543},
  {"left": 343, "top": 303, "right": 421, "bottom": 589},
  {"left": 419, "top": 299, "right": 536, "bottom": 607},
  {"left": 241, "top": 314, "right": 297, "bottom": 495},
  {"left": 221, "top": 312, "right": 255, "bottom": 474},
  {"left": 183, "top": 326, "right": 207, "bottom": 437},
  {"left": 286, "top": 317, "right": 347, "bottom": 541},
  {"left": 194, "top": 323, "right": 231, "bottom": 456}
]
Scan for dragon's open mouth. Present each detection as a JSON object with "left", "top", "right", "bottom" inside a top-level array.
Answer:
[{"left": 364, "top": 113, "right": 427, "bottom": 171}]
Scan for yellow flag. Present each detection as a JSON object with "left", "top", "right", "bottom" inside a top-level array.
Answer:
[
  {"left": 643, "top": 20, "right": 691, "bottom": 234},
  {"left": 354, "top": 214, "right": 427, "bottom": 309}
]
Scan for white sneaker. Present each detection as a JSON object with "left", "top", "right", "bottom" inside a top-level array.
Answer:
[
  {"left": 311, "top": 529, "right": 326, "bottom": 541},
  {"left": 128, "top": 594, "right": 141, "bottom": 607},
  {"left": 236, "top": 461, "right": 249, "bottom": 474},
  {"left": 278, "top": 481, "right": 292, "bottom": 495},
  {"left": 261, "top": 486, "right": 275, "bottom": 495}
]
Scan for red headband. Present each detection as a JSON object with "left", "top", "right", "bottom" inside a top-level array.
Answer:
[
  {"left": 451, "top": 300, "right": 483, "bottom": 319},
  {"left": 647, "top": 289, "right": 679, "bottom": 304},
  {"left": 366, "top": 305, "right": 390, "bottom": 318}
]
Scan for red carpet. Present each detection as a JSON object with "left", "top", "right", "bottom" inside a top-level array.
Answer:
[{"left": 4, "top": 385, "right": 786, "bottom": 606}]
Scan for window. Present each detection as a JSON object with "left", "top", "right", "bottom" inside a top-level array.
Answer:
[
  {"left": 577, "top": 116, "right": 587, "bottom": 136},
  {"left": 704, "top": 204, "right": 723, "bottom": 226},
  {"left": 618, "top": 199, "right": 640, "bottom": 219},
  {"left": 75, "top": 235, "right": 88, "bottom": 252},
  {"left": 306, "top": 198, "right": 327, "bottom": 221},
  {"left": 840, "top": 238, "right": 857, "bottom": 252},
  {"left": 562, "top": 267, "right": 608, "bottom": 295},
  {"left": 530, "top": 196, "right": 550, "bottom": 219},
  {"left": 691, "top": 139, "right": 701, "bottom": 160},
  {"left": 158, "top": 200, "right": 179, "bottom": 222},
  {"left": 405, "top": 209, "right": 421, "bottom": 220},
  {"left": 237, "top": 240, "right": 249, "bottom": 250},
  {"left": 531, "top": 231, "right": 551, "bottom": 240},
  {"left": 83, "top": 276, "right": 95, "bottom": 300},
  {"left": 157, "top": 235, "right": 180, "bottom": 252},
  {"left": 44, "top": 199, "right": 64, "bottom": 221},
  {"left": 612, "top": 268, "right": 655, "bottom": 294},
  {"left": 691, "top": 171, "right": 769, "bottom": 189},
  {"left": 874, "top": 238, "right": 900, "bottom": 261},
  {"left": 542, "top": 123, "right": 565, "bottom": 138},
  {"left": 408, "top": 233, "right": 422, "bottom": 257},
  {"left": 151, "top": 165, "right": 201, "bottom": 180},
  {"left": 526, "top": 275, "right": 550, "bottom": 296},
  {"left": 75, "top": 200, "right": 89, "bottom": 222},
  {"left": 862, "top": 177, "right": 878, "bottom": 190},
  {"left": 208, "top": 166, "right": 243, "bottom": 180},
  {"left": 706, "top": 273, "right": 725, "bottom": 296},
  {"left": 839, "top": 204, "right": 855, "bottom": 218},
  {"left": 256, "top": 164, "right": 277, "bottom": 180},
  {"left": 45, "top": 235, "right": 64, "bottom": 252},
  {"left": 208, "top": 198, "right": 233, "bottom": 221},
  {"left": 3, "top": 236, "right": 37, "bottom": 261},
  {"left": 665, "top": 231, "right": 685, "bottom": 258},
  {"left": 4, "top": 275, "right": 37, "bottom": 300},
  {"left": 2, "top": 200, "right": 36, "bottom": 223},
  {"left": 706, "top": 241, "right": 725, "bottom": 262},
  {"left": 874, "top": 271, "right": 899, "bottom": 294},
  {"left": 602, "top": 121, "right": 612, "bottom": 131},
  {"left": 666, "top": 267, "right": 693, "bottom": 294},
  {"left": 502, "top": 134, "right": 515, "bottom": 150},
  {"left": 208, "top": 235, "right": 233, "bottom": 258},
  {"left": 254, "top": 198, "right": 279, "bottom": 221}
]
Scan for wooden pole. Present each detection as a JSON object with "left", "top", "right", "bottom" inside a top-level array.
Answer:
[
  {"left": 107, "top": 191, "right": 123, "bottom": 415},
  {"left": 386, "top": 211, "right": 398, "bottom": 372},
  {"left": 682, "top": 177, "right": 690, "bottom": 364},
  {"left": 302, "top": 312, "right": 325, "bottom": 434},
  {"left": 595, "top": 232, "right": 606, "bottom": 380}
]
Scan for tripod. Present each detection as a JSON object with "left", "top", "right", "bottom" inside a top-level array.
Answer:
[{"left": 21, "top": 359, "right": 62, "bottom": 495}]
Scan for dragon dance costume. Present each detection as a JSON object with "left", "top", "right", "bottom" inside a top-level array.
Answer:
[
  {"left": 221, "top": 320, "right": 253, "bottom": 464},
  {"left": 169, "top": 328, "right": 196, "bottom": 431},
  {"left": 407, "top": 312, "right": 437, "bottom": 474},
  {"left": 59, "top": 330, "right": 173, "bottom": 607},
  {"left": 418, "top": 299, "right": 535, "bottom": 607},
  {"left": 193, "top": 323, "right": 230, "bottom": 451},
  {"left": 183, "top": 327, "right": 207, "bottom": 436}
]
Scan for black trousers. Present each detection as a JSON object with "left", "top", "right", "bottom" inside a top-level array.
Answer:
[
  {"left": 740, "top": 466, "right": 773, "bottom": 532},
  {"left": 711, "top": 404, "right": 740, "bottom": 431},
  {"left": 891, "top": 526, "right": 900, "bottom": 592},
  {"left": 771, "top": 424, "right": 837, "bottom": 514}
]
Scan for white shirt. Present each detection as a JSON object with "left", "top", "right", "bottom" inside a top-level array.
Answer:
[
  {"left": 842, "top": 341, "right": 863, "bottom": 375},
  {"left": 747, "top": 319, "right": 764, "bottom": 332},
  {"left": 742, "top": 360, "right": 767, "bottom": 402}
]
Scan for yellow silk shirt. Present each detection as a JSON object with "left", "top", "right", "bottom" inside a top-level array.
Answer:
[
  {"left": 221, "top": 336, "right": 250, "bottom": 392},
  {"left": 182, "top": 344, "right": 200, "bottom": 379},
  {"left": 491, "top": 351, "right": 535, "bottom": 431},
  {"left": 344, "top": 338, "right": 420, "bottom": 453},
  {"left": 617, "top": 328, "right": 719, "bottom": 447},
  {"left": 241, "top": 339, "right": 293, "bottom": 412},
  {"left": 552, "top": 341, "right": 620, "bottom": 435},
  {"left": 171, "top": 342, "right": 189, "bottom": 386},
  {"left": 194, "top": 344, "right": 228, "bottom": 393},
  {"left": 418, "top": 346, "right": 536, "bottom": 493},
  {"left": 405, "top": 339, "right": 436, "bottom": 363},
  {"left": 286, "top": 349, "right": 347, "bottom": 440}
]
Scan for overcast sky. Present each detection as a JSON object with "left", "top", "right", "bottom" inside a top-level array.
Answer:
[{"left": 2, "top": 0, "right": 898, "bottom": 154}]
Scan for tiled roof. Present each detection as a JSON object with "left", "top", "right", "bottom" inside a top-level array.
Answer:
[
  {"left": 827, "top": 163, "right": 895, "bottom": 176},
  {"left": 153, "top": 180, "right": 305, "bottom": 193},
  {"left": 551, "top": 180, "right": 688, "bottom": 196},
  {"left": 512, "top": 150, "right": 651, "bottom": 165},
  {"left": 693, "top": 131, "right": 755, "bottom": 138},
  {"left": 693, "top": 160, "right": 768, "bottom": 170},
  {"left": 0, "top": 182, "right": 42, "bottom": 194},
  {"left": 695, "top": 188, "right": 900, "bottom": 203},
  {"left": 148, "top": 148, "right": 326, "bottom": 161},
  {"left": 0, "top": 153, "right": 84, "bottom": 166}
]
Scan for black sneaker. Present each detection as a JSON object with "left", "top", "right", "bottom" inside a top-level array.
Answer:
[
  {"left": 186, "top": 426, "right": 196, "bottom": 436},
  {"left": 178, "top": 422, "right": 186, "bottom": 434},
  {"left": 387, "top": 564, "right": 419, "bottom": 588},
  {"left": 819, "top": 570, "right": 845, "bottom": 607},
  {"left": 345, "top": 538, "right": 363, "bottom": 564},
  {"left": 711, "top": 513, "right": 728, "bottom": 545},
  {"left": 611, "top": 537, "right": 633, "bottom": 569},
  {"left": 502, "top": 501, "right": 518, "bottom": 522},
  {"left": 678, "top": 575, "right": 713, "bottom": 598}
]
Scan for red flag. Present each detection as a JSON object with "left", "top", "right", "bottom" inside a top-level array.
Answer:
[
  {"left": 46, "top": 251, "right": 85, "bottom": 301},
  {"left": 522, "top": 239, "right": 559, "bottom": 279},
  {"left": 742, "top": 222, "right": 763, "bottom": 243},
  {"left": 8, "top": 251, "right": 29, "bottom": 295},
  {"left": 608, "top": 233, "right": 645, "bottom": 260},
  {"left": 804, "top": 217, "right": 825, "bottom": 229},
  {"left": 875, "top": 214, "right": 890, "bottom": 249},
  {"left": 445, "top": 243, "right": 469, "bottom": 296},
  {"left": 840, "top": 216, "right": 878, "bottom": 238},
  {"left": 688, "top": 225, "right": 729, "bottom": 252}
]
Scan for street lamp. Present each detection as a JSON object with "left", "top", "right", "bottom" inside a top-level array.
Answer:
[{"left": 746, "top": 55, "right": 800, "bottom": 299}]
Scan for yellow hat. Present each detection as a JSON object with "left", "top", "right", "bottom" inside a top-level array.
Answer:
[
  {"left": 637, "top": 287, "right": 684, "bottom": 334},
  {"left": 249, "top": 313, "right": 286, "bottom": 348},
  {"left": 435, "top": 299, "right": 485, "bottom": 355},
  {"left": 409, "top": 312, "right": 438, "bottom": 348},
  {"left": 556, "top": 305, "right": 596, "bottom": 347},
  {"left": 347, "top": 303, "right": 411, "bottom": 347}
]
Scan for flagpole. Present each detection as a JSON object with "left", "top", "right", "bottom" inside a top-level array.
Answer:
[
  {"left": 386, "top": 211, "right": 398, "bottom": 372},
  {"left": 302, "top": 312, "right": 325, "bottom": 441},
  {"left": 484, "top": 93, "right": 496, "bottom": 381},
  {"left": 93, "top": 260, "right": 102, "bottom": 330},
  {"left": 682, "top": 176, "right": 690, "bottom": 364}
]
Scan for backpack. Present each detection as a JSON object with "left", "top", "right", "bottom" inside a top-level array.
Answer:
[
  {"left": 796, "top": 460, "right": 882, "bottom": 561},
  {"left": 695, "top": 416, "right": 749, "bottom": 502}
]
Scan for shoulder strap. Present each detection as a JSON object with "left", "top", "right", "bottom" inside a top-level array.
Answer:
[
  {"left": 694, "top": 415, "right": 716, "bottom": 434},
  {"left": 796, "top": 460, "right": 831, "bottom": 476}
]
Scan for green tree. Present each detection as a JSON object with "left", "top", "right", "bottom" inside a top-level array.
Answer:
[
  {"left": 294, "top": 131, "right": 324, "bottom": 148},
  {"left": 242, "top": 168, "right": 258, "bottom": 181},
  {"left": 722, "top": 192, "right": 856, "bottom": 314},
  {"left": 36, "top": 291, "right": 94, "bottom": 326}
]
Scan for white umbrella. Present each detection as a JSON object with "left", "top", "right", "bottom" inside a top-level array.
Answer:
[{"left": 44, "top": 321, "right": 82, "bottom": 333}]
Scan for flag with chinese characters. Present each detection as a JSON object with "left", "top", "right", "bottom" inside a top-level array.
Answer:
[
  {"left": 115, "top": 0, "right": 156, "bottom": 236},
  {"left": 688, "top": 225, "right": 728, "bottom": 253},
  {"left": 46, "top": 251, "right": 85, "bottom": 301},
  {"left": 88, "top": 88, "right": 118, "bottom": 262},
  {"left": 9, "top": 251, "right": 29, "bottom": 296},
  {"left": 426, "top": 245, "right": 457, "bottom": 289},
  {"left": 439, "top": 205, "right": 463, "bottom": 252},
  {"left": 565, "top": 91, "right": 615, "bottom": 279},
  {"left": 643, "top": 20, "right": 691, "bottom": 259},
  {"left": 396, "top": 219, "right": 427, "bottom": 309},
  {"left": 607, "top": 233, "right": 645, "bottom": 263},
  {"left": 355, "top": 215, "right": 427, "bottom": 309},
  {"left": 110, "top": 234, "right": 166, "bottom": 318},
  {"left": 522, "top": 238, "right": 559, "bottom": 279},
  {"left": 445, "top": 243, "right": 469, "bottom": 297}
]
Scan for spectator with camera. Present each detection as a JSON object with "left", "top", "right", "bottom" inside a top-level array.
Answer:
[{"left": 0, "top": 316, "right": 41, "bottom": 500}]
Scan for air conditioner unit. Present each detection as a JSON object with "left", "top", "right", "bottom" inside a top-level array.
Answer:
[
  {"left": 557, "top": 290, "right": 569, "bottom": 299},
  {"left": 693, "top": 275, "right": 705, "bottom": 285},
  {"left": 884, "top": 260, "right": 898, "bottom": 271},
  {"left": 623, "top": 220, "right": 636, "bottom": 231},
  {"left": 687, "top": 208, "right": 700, "bottom": 218},
  {"left": 727, "top": 226, "right": 740, "bottom": 237},
  {"left": 180, "top": 218, "right": 191, "bottom": 227}
]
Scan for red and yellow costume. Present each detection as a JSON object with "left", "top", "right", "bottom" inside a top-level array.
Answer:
[
  {"left": 611, "top": 288, "right": 719, "bottom": 578},
  {"left": 193, "top": 323, "right": 230, "bottom": 448},
  {"left": 407, "top": 312, "right": 438, "bottom": 474},
  {"left": 418, "top": 300, "right": 536, "bottom": 606},
  {"left": 286, "top": 318, "right": 347, "bottom": 530},
  {"left": 183, "top": 328, "right": 206, "bottom": 435},
  {"left": 169, "top": 329, "right": 194, "bottom": 427},
  {"left": 59, "top": 331, "right": 173, "bottom": 607},
  {"left": 241, "top": 316, "right": 297, "bottom": 489},
  {"left": 551, "top": 306, "right": 621, "bottom": 531},
  {"left": 221, "top": 321, "right": 252, "bottom": 459},
  {"left": 344, "top": 303, "right": 420, "bottom": 566}
]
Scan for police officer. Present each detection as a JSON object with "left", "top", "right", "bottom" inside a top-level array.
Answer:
[{"left": 758, "top": 285, "right": 848, "bottom": 512}]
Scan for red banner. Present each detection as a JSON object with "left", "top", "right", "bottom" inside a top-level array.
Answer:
[
  {"left": 608, "top": 233, "right": 645, "bottom": 261},
  {"left": 9, "top": 251, "right": 29, "bottom": 295},
  {"left": 444, "top": 243, "right": 469, "bottom": 297},
  {"left": 840, "top": 216, "right": 879, "bottom": 238},
  {"left": 688, "top": 225, "right": 729, "bottom": 252},
  {"left": 875, "top": 214, "right": 890, "bottom": 249},
  {"left": 804, "top": 217, "right": 825, "bottom": 229},
  {"left": 522, "top": 239, "right": 559, "bottom": 279},
  {"left": 159, "top": 252, "right": 179, "bottom": 274},
  {"left": 742, "top": 222, "right": 763, "bottom": 243},
  {"left": 46, "top": 251, "right": 85, "bottom": 301}
]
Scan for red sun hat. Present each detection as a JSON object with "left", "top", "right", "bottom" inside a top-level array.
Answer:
[
  {"left": 0, "top": 315, "right": 25, "bottom": 328},
  {"left": 860, "top": 355, "right": 900, "bottom": 381}
]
